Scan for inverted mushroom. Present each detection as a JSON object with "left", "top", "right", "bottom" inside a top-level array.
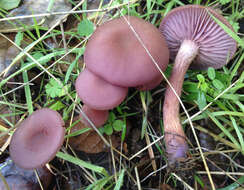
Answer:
[
  {"left": 159, "top": 5, "right": 237, "bottom": 165},
  {"left": 10, "top": 108, "right": 65, "bottom": 170}
]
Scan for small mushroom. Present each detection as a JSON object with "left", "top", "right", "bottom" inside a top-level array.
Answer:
[
  {"left": 159, "top": 5, "right": 237, "bottom": 165},
  {"left": 9, "top": 108, "right": 65, "bottom": 169},
  {"left": 75, "top": 69, "right": 128, "bottom": 110},
  {"left": 79, "top": 105, "right": 109, "bottom": 127}
]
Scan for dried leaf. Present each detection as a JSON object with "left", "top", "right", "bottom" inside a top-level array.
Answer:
[{"left": 67, "top": 116, "right": 121, "bottom": 154}]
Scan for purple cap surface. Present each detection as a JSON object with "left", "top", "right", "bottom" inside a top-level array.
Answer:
[
  {"left": 10, "top": 108, "right": 65, "bottom": 170},
  {"left": 85, "top": 16, "right": 169, "bottom": 89},
  {"left": 80, "top": 105, "right": 109, "bottom": 127},
  {"left": 75, "top": 69, "right": 128, "bottom": 110}
]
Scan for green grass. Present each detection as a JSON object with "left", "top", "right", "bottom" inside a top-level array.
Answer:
[{"left": 0, "top": 0, "right": 243, "bottom": 189}]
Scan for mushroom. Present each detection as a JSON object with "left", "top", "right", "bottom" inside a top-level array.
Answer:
[
  {"left": 84, "top": 16, "right": 169, "bottom": 90},
  {"left": 79, "top": 105, "right": 109, "bottom": 127},
  {"left": 75, "top": 16, "right": 169, "bottom": 133},
  {"left": 75, "top": 69, "right": 128, "bottom": 110},
  {"left": 159, "top": 5, "right": 237, "bottom": 165},
  {"left": 74, "top": 15, "right": 169, "bottom": 153},
  {"left": 9, "top": 108, "right": 65, "bottom": 169}
]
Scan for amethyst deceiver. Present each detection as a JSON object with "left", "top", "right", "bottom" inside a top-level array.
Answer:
[
  {"left": 159, "top": 5, "right": 237, "bottom": 165},
  {"left": 80, "top": 105, "right": 109, "bottom": 127},
  {"left": 10, "top": 108, "right": 65, "bottom": 170},
  {"left": 75, "top": 69, "right": 128, "bottom": 110},
  {"left": 84, "top": 16, "right": 169, "bottom": 90},
  {"left": 75, "top": 16, "right": 169, "bottom": 130}
]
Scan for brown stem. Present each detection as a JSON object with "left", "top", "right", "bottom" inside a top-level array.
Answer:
[{"left": 163, "top": 40, "right": 198, "bottom": 165}]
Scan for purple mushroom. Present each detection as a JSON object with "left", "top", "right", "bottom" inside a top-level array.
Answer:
[
  {"left": 84, "top": 16, "right": 169, "bottom": 90},
  {"left": 75, "top": 69, "right": 128, "bottom": 110},
  {"left": 159, "top": 5, "right": 237, "bottom": 165},
  {"left": 10, "top": 108, "right": 65, "bottom": 170},
  {"left": 75, "top": 16, "right": 169, "bottom": 128},
  {"left": 79, "top": 105, "right": 109, "bottom": 127}
]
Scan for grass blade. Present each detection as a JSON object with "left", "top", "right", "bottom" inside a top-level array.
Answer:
[
  {"left": 114, "top": 169, "right": 125, "bottom": 190},
  {"left": 56, "top": 152, "right": 108, "bottom": 176}
]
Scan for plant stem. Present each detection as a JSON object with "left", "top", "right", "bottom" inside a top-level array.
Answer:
[{"left": 163, "top": 40, "right": 198, "bottom": 165}]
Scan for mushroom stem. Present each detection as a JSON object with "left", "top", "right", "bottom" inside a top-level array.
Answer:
[{"left": 163, "top": 40, "right": 198, "bottom": 165}]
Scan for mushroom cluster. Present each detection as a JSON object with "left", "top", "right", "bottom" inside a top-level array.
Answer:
[
  {"left": 9, "top": 5, "right": 236, "bottom": 172},
  {"left": 159, "top": 5, "right": 237, "bottom": 165},
  {"left": 75, "top": 15, "right": 169, "bottom": 127},
  {"left": 9, "top": 15, "right": 169, "bottom": 170}
]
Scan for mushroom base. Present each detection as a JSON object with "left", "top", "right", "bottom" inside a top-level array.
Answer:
[{"left": 164, "top": 132, "right": 188, "bottom": 166}]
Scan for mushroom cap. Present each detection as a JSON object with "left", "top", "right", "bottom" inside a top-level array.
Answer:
[
  {"left": 160, "top": 5, "right": 237, "bottom": 70},
  {"left": 75, "top": 69, "right": 128, "bottom": 110},
  {"left": 80, "top": 105, "right": 109, "bottom": 127},
  {"left": 10, "top": 108, "right": 65, "bottom": 170},
  {"left": 85, "top": 16, "right": 169, "bottom": 89}
]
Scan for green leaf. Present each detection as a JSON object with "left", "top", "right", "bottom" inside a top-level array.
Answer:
[
  {"left": 207, "top": 67, "right": 216, "bottom": 80},
  {"left": 22, "top": 61, "right": 33, "bottom": 115},
  {"left": 212, "top": 79, "right": 224, "bottom": 90},
  {"left": 194, "top": 175, "right": 204, "bottom": 188},
  {"left": 183, "top": 82, "right": 198, "bottom": 93},
  {"left": 121, "top": 119, "right": 127, "bottom": 142},
  {"left": 219, "top": 0, "right": 231, "bottom": 5},
  {"left": 98, "top": 127, "right": 105, "bottom": 135},
  {"left": 26, "top": 52, "right": 44, "bottom": 63},
  {"left": 0, "top": 0, "right": 20, "bottom": 10},
  {"left": 217, "top": 176, "right": 244, "bottom": 190},
  {"left": 85, "top": 176, "right": 113, "bottom": 190},
  {"left": 197, "top": 91, "right": 207, "bottom": 111},
  {"left": 49, "top": 101, "right": 66, "bottom": 111},
  {"left": 230, "top": 116, "right": 244, "bottom": 154},
  {"left": 77, "top": 19, "right": 94, "bottom": 36},
  {"left": 208, "top": 112, "right": 241, "bottom": 150},
  {"left": 141, "top": 116, "right": 148, "bottom": 139},
  {"left": 108, "top": 112, "right": 116, "bottom": 123},
  {"left": 227, "top": 18, "right": 240, "bottom": 33},
  {"left": 113, "top": 120, "right": 124, "bottom": 132},
  {"left": 64, "top": 48, "right": 85, "bottom": 84},
  {"left": 45, "top": 78, "right": 67, "bottom": 98},
  {"left": 200, "top": 82, "right": 209, "bottom": 92},
  {"left": 65, "top": 127, "right": 91, "bottom": 138},
  {"left": 15, "top": 32, "right": 23, "bottom": 46},
  {"left": 104, "top": 124, "right": 113, "bottom": 135},
  {"left": 197, "top": 74, "right": 205, "bottom": 83},
  {"left": 114, "top": 169, "right": 125, "bottom": 190}
]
